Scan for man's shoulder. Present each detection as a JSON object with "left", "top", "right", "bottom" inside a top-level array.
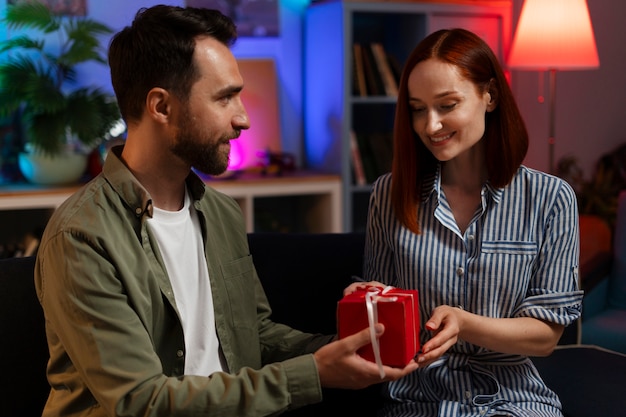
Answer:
[{"left": 46, "top": 175, "right": 123, "bottom": 231}]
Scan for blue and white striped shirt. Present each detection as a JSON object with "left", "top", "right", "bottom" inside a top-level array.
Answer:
[{"left": 364, "top": 165, "right": 584, "bottom": 417}]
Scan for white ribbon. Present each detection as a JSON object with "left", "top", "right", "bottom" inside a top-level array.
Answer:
[{"left": 364, "top": 286, "right": 394, "bottom": 379}]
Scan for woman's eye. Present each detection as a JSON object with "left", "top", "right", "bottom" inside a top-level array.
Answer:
[
  {"left": 441, "top": 103, "right": 457, "bottom": 111},
  {"left": 411, "top": 107, "right": 426, "bottom": 114}
]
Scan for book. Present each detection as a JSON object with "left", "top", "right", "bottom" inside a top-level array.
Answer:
[
  {"left": 370, "top": 42, "right": 398, "bottom": 97},
  {"left": 354, "top": 131, "right": 379, "bottom": 183},
  {"left": 386, "top": 53, "right": 403, "bottom": 89},
  {"left": 349, "top": 130, "right": 366, "bottom": 185},
  {"left": 352, "top": 43, "right": 368, "bottom": 97},
  {"left": 361, "top": 43, "right": 385, "bottom": 96}
]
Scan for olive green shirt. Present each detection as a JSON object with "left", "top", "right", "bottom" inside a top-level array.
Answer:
[{"left": 34, "top": 146, "right": 332, "bottom": 416}]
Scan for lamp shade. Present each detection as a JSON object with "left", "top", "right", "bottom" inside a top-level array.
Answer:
[{"left": 508, "top": 0, "right": 599, "bottom": 70}]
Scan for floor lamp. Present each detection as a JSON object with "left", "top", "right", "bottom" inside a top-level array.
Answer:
[{"left": 507, "top": 0, "right": 600, "bottom": 174}]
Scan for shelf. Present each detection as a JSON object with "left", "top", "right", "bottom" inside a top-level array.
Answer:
[
  {"left": 0, "top": 172, "right": 343, "bottom": 236},
  {"left": 204, "top": 172, "right": 342, "bottom": 233}
]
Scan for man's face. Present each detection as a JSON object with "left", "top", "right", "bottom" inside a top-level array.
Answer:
[{"left": 170, "top": 37, "right": 250, "bottom": 176}]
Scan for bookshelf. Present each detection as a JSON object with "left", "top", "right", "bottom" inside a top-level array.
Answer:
[
  {"left": 0, "top": 173, "right": 342, "bottom": 257},
  {"left": 304, "top": 0, "right": 512, "bottom": 232}
]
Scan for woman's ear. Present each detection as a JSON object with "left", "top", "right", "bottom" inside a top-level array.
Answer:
[{"left": 486, "top": 79, "right": 498, "bottom": 112}]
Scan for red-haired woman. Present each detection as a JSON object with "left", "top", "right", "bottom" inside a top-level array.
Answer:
[{"left": 346, "top": 28, "right": 582, "bottom": 417}]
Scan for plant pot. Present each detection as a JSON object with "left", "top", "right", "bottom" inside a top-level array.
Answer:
[{"left": 18, "top": 152, "right": 88, "bottom": 185}]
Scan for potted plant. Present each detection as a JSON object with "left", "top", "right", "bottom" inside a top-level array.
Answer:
[{"left": 0, "top": 1, "right": 121, "bottom": 185}]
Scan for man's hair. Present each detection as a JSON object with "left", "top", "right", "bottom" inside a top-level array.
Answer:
[
  {"left": 108, "top": 5, "right": 237, "bottom": 124},
  {"left": 391, "top": 28, "right": 529, "bottom": 233}
]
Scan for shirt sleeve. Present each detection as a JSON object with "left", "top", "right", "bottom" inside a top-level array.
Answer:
[{"left": 515, "top": 179, "right": 584, "bottom": 326}]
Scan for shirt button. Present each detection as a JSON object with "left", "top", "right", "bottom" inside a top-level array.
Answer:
[
  {"left": 456, "top": 267, "right": 464, "bottom": 276},
  {"left": 135, "top": 207, "right": 142, "bottom": 215},
  {"left": 467, "top": 234, "right": 475, "bottom": 241},
  {"left": 176, "top": 349, "right": 184, "bottom": 358},
  {"left": 465, "top": 390, "right": 472, "bottom": 399}
]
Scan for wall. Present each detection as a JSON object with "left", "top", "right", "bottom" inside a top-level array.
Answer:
[
  {"left": 0, "top": 0, "right": 309, "bottom": 168},
  {"left": 511, "top": 0, "right": 626, "bottom": 179},
  {"left": 3, "top": 0, "right": 624, "bottom": 179}
]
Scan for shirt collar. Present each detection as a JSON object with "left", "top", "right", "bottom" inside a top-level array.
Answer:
[
  {"left": 102, "top": 145, "right": 207, "bottom": 218},
  {"left": 423, "top": 163, "right": 503, "bottom": 205}
]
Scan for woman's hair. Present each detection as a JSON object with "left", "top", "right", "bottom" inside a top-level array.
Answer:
[
  {"left": 392, "top": 28, "right": 528, "bottom": 233},
  {"left": 108, "top": 5, "right": 237, "bottom": 124}
]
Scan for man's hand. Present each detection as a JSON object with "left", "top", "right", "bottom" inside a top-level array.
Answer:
[{"left": 313, "top": 324, "right": 418, "bottom": 389}]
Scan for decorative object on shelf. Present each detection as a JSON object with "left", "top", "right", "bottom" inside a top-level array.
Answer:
[
  {"left": 0, "top": 1, "right": 121, "bottom": 184},
  {"left": 232, "top": 59, "right": 282, "bottom": 171},
  {"left": 255, "top": 149, "right": 295, "bottom": 176},
  {"left": 17, "top": 145, "right": 88, "bottom": 185},
  {"left": 507, "top": 0, "right": 600, "bottom": 174}
]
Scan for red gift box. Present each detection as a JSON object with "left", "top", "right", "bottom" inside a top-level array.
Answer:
[{"left": 337, "top": 286, "right": 420, "bottom": 368}]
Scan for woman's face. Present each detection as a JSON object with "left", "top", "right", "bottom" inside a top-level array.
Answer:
[{"left": 407, "top": 58, "right": 494, "bottom": 162}]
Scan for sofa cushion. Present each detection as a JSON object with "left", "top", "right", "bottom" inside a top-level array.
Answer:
[
  {"left": 248, "top": 232, "right": 365, "bottom": 335},
  {"left": 0, "top": 256, "right": 49, "bottom": 417},
  {"left": 247, "top": 232, "right": 381, "bottom": 417},
  {"left": 608, "top": 190, "right": 626, "bottom": 309}
]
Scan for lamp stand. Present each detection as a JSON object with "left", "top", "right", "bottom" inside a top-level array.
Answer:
[{"left": 548, "top": 69, "right": 556, "bottom": 174}]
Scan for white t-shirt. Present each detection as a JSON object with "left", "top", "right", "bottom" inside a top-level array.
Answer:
[{"left": 147, "top": 189, "right": 226, "bottom": 375}]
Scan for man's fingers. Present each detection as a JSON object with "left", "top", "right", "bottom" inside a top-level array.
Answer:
[{"left": 343, "top": 324, "right": 384, "bottom": 350}]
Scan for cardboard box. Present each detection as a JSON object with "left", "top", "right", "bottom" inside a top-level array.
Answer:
[{"left": 337, "top": 286, "right": 420, "bottom": 367}]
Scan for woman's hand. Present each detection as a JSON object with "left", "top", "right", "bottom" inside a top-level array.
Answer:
[
  {"left": 415, "top": 305, "right": 462, "bottom": 367},
  {"left": 343, "top": 280, "right": 386, "bottom": 296},
  {"left": 416, "top": 305, "right": 565, "bottom": 364}
]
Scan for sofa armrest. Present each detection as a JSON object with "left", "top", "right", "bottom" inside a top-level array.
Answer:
[
  {"left": 532, "top": 345, "right": 626, "bottom": 417},
  {"left": 580, "top": 251, "right": 612, "bottom": 320}
]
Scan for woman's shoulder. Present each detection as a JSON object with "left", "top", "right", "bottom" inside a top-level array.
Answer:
[
  {"left": 371, "top": 172, "right": 392, "bottom": 187},
  {"left": 371, "top": 172, "right": 393, "bottom": 194},
  {"left": 515, "top": 165, "right": 577, "bottom": 201},
  {"left": 517, "top": 165, "right": 572, "bottom": 185}
]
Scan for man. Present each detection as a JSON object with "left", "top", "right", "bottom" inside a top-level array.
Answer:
[{"left": 34, "top": 5, "right": 417, "bottom": 416}]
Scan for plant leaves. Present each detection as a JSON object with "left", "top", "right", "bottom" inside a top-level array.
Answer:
[{"left": 3, "top": 1, "right": 59, "bottom": 33}]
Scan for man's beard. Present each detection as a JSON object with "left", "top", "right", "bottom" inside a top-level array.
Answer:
[{"left": 171, "top": 109, "right": 236, "bottom": 176}]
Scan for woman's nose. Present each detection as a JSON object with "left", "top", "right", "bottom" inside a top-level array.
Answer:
[{"left": 425, "top": 111, "right": 443, "bottom": 135}]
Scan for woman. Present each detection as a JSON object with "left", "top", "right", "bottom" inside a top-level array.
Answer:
[{"left": 347, "top": 29, "right": 583, "bottom": 416}]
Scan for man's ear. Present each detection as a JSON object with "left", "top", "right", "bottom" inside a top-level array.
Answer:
[{"left": 146, "top": 87, "right": 171, "bottom": 123}]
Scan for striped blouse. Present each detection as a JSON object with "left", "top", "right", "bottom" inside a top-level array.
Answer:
[{"left": 364, "top": 165, "right": 584, "bottom": 417}]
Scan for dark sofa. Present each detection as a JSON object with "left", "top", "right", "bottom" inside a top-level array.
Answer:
[{"left": 2, "top": 232, "right": 626, "bottom": 417}]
